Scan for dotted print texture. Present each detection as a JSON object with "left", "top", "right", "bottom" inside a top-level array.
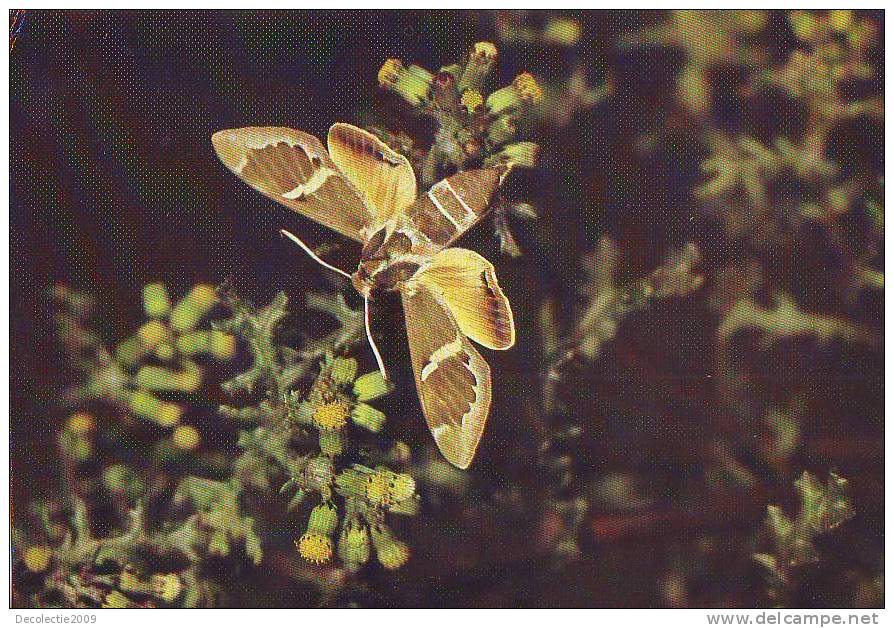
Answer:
[{"left": 10, "top": 10, "right": 884, "bottom": 608}]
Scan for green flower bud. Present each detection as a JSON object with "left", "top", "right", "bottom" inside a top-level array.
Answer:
[
  {"left": 308, "top": 502, "right": 339, "bottom": 536},
  {"left": 130, "top": 390, "right": 182, "bottom": 426},
  {"left": 304, "top": 455, "right": 335, "bottom": 492},
  {"left": 457, "top": 42, "right": 498, "bottom": 93},
  {"left": 330, "top": 357, "right": 358, "bottom": 386},
  {"left": 319, "top": 429, "right": 344, "bottom": 456},
  {"left": 490, "top": 142, "right": 539, "bottom": 169},
  {"left": 142, "top": 283, "right": 171, "bottom": 318},
  {"left": 388, "top": 472, "right": 417, "bottom": 503},
  {"left": 351, "top": 402, "right": 386, "bottom": 433},
  {"left": 289, "top": 399, "right": 315, "bottom": 426},
  {"left": 487, "top": 115, "right": 518, "bottom": 145},
  {"left": 487, "top": 73, "right": 542, "bottom": 114},
  {"left": 354, "top": 372, "right": 389, "bottom": 401},
  {"left": 135, "top": 365, "right": 192, "bottom": 392},
  {"left": 170, "top": 284, "right": 217, "bottom": 332},
  {"left": 338, "top": 520, "right": 371, "bottom": 570},
  {"left": 154, "top": 342, "right": 176, "bottom": 361},
  {"left": 102, "top": 590, "right": 134, "bottom": 609},
  {"left": 378, "top": 58, "right": 434, "bottom": 106},
  {"left": 210, "top": 330, "right": 236, "bottom": 359},
  {"left": 334, "top": 467, "right": 368, "bottom": 499},
  {"left": 371, "top": 525, "right": 410, "bottom": 570},
  {"left": 115, "top": 336, "right": 144, "bottom": 366},
  {"left": 176, "top": 330, "right": 211, "bottom": 355}
]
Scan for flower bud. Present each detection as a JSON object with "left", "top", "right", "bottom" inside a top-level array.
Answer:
[
  {"left": 142, "top": 283, "right": 171, "bottom": 318},
  {"left": 150, "top": 573, "right": 183, "bottom": 603},
  {"left": 330, "top": 357, "right": 358, "bottom": 386},
  {"left": 351, "top": 402, "right": 385, "bottom": 433},
  {"left": 490, "top": 141, "right": 540, "bottom": 169},
  {"left": 487, "top": 73, "right": 542, "bottom": 114},
  {"left": 487, "top": 115, "right": 518, "bottom": 145},
  {"left": 23, "top": 545, "right": 51, "bottom": 572},
  {"left": 379, "top": 58, "right": 433, "bottom": 106},
  {"left": 172, "top": 425, "right": 201, "bottom": 451},
  {"left": 457, "top": 42, "right": 498, "bottom": 92},
  {"left": 170, "top": 284, "right": 217, "bottom": 332},
  {"left": 308, "top": 502, "right": 339, "bottom": 536},
  {"left": 371, "top": 525, "right": 410, "bottom": 570},
  {"left": 319, "top": 428, "right": 344, "bottom": 456},
  {"left": 304, "top": 455, "right": 335, "bottom": 492},
  {"left": 338, "top": 519, "right": 371, "bottom": 570},
  {"left": 102, "top": 590, "right": 134, "bottom": 609},
  {"left": 137, "top": 320, "right": 171, "bottom": 350},
  {"left": 354, "top": 371, "right": 389, "bottom": 401},
  {"left": 129, "top": 390, "right": 182, "bottom": 426},
  {"left": 335, "top": 467, "right": 368, "bottom": 498}
]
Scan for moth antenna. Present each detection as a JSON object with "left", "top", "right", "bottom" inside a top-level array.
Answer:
[
  {"left": 365, "top": 295, "right": 388, "bottom": 381},
  {"left": 280, "top": 229, "right": 351, "bottom": 279}
]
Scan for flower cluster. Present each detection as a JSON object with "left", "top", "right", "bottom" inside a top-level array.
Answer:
[
  {"left": 376, "top": 41, "right": 541, "bottom": 186},
  {"left": 284, "top": 357, "right": 418, "bottom": 570},
  {"left": 217, "top": 289, "right": 419, "bottom": 572},
  {"left": 54, "top": 283, "right": 234, "bottom": 431}
]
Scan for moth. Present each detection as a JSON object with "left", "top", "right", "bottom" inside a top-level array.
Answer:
[{"left": 212, "top": 124, "right": 515, "bottom": 468}]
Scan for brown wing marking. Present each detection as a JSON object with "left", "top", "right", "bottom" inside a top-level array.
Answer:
[
  {"left": 404, "top": 168, "right": 503, "bottom": 250},
  {"left": 211, "top": 126, "right": 371, "bottom": 241},
  {"left": 327, "top": 123, "right": 417, "bottom": 228},
  {"left": 415, "top": 248, "right": 515, "bottom": 350},
  {"left": 401, "top": 283, "right": 491, "bottom": 469}
]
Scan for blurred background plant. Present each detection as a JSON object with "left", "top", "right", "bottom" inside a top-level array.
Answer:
[{"left": 11, "top": 9, "right": 883, "bottom": 607}]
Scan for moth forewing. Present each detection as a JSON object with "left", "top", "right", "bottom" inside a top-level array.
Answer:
[{"left": 211, "top": 126, "right": 371, "bottom": 242}]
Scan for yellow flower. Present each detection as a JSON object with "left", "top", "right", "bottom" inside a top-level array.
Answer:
[
  {"left": 473, "top": 41, "right": 498, "bottom": 59},
  {"left": 150, "top": 573, "right": 183, "bottom": 603},
  {"left": 366, "top": 471, "right": 392, "bottom": 505},
  {"left": 172, "top": 425, "right": 201, "bottom": 451},
  {"left": 829, "top": 10, "right": 853, "bottom": 33},
  {"left": 296, "top": 533, "right": 333, "bottom": 564},
  {"left": 313, "top": 400, "right": 350, "bottom": 431},
  {"left": 461, "top": 89, "right": 484, "bottom": 113},
  {"left": 102, "top": 590, "right": 133, "bottom": 608},
  {"left": 512, "top": 72, "right": 543, "bottom": 103},
  {"left": 23, "top": 545, "right": 52, "bottom": 572},
  {"left": 67, "top": 412, "right": 95, "bottom": 434}
]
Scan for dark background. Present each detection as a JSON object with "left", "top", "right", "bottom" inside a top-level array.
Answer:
[{"left": 10, "top": 10, "right": 884, "bottom": 607}]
